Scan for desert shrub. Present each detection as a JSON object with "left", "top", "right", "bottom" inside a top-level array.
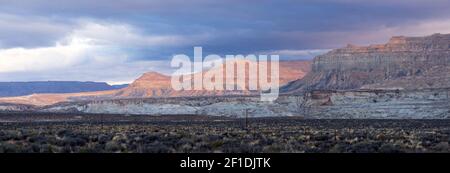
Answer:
[
  {"left": 432, "top": 142, "right": 449, "bottom": 152},
  {"left": 142, "top": 135, "right": 160, "bottom": 143},
  {"left": 0, "top": 130, "right": 18, "bottom": 141},
  {"left": 60, "top": 145, "right": 73, "bottom": 153},
  {"left": 27, "top": 136, "right": 48, "bottom": 144},
  {"left": 209, "top": 140, "right": 224, "bottom": 149},
  {"left": 0, "top": 142, "right": 19, "bottom": 153},
  {"left": 329, "top": 143, "right": 348, "bottom": 153},
  {"left": 0, "top": 118, "right": 449, "bottom": 153},
  {"left": 143, "top": 141, "right": 171, "bottom": 153},
  {"left": 105, "top": 141, "right": 122, "bottom": 152},
  {"left": 56, "top": 129, "right": 73, "bottom": 138},
  {"left": 78, "top": 147, "right": 100, "bottom": 153},
  {"left": 347, "top": 141, "right": 381, "bottom": 153},
  {"left": 97, "top": 134, "right": 112, "bottom": 144},
  {"left": 174, "top": 137, "right": 194, "bottom": 149},
  {"left": 378, "top": 143, "right": 403, "bottom": 153},
  {"left": 37, "top": 144, "right": 55, "bottom": 153},
  {"left": 312, "top": 134, "right": 330, "bottom": 141}
]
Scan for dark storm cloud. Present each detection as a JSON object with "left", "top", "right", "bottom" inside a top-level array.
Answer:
[
  {"left": 2, "top": 0, "right": 450, "bottom": 83},
  {"left": 1, "top": 0, "right": 450, "bottom": 58}
]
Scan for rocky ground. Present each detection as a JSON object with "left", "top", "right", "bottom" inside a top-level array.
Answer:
[{"left": 0, "top": 114, "right": 448, "bottom": 153}]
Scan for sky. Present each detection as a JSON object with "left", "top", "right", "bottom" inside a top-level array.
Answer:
[{"left": 1, "top": 0, "right": 450, "bottom": 84}]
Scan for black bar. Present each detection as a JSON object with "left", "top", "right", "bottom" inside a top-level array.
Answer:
[{"left": 0, "top": 154, "right": 448, "bottom": 172}]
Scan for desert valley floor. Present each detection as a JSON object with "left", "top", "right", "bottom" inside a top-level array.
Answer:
[{"left": 0, "top": 113, "right": 449, "bottom": 153}]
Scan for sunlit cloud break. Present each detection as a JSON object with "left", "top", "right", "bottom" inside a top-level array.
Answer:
[{"left": 0, "top": 20, "right": 193, "bottom": 83}]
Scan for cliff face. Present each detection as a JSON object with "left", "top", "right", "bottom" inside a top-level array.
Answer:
[
  {"left": 109, "top": 60, "right": 311, "bottom": 98},
  {"left": 38, "top": 88, "right": 450, "bottom": 119},
  {"left": 282, "top": 33, "right": 450, "bottom": 92}
]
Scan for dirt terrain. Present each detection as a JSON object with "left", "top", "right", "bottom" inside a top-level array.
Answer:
[{"left": 0, "top": 113, "right": 448, "bottom": 153}]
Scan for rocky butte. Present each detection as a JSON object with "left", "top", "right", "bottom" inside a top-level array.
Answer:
[{"left": 281, "top": 33, "right": 450, "bottom": 92}]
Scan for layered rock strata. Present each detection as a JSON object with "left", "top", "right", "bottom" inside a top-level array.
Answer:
[{"left": 282, "top": 33, "right": 450, "bottom": 92}]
